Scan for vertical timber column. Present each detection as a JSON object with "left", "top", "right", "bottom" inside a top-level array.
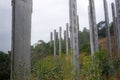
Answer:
[
  {"left": 59, "top": 27, "right": 62, "bottom": 55},
  {"left": 54, "top": 30, "right": 57, "bottom": 58},
  {"left": 66, "top": 23, "right": 69, "bottom": 55},
  {"left": 11, "top": 0, "right": 32, "bottom": 80},
  {"left": 50, "top": 32, "right": 53, "bottom": 54},
  {"left": 64, "top": 30, "right": 66, "bottom": 41},
  {"left": 69, "top": 0, "right": 73, "bottom": 51},
  {"left": 111, "top": 3, "right": 118, "bottom": 50},
  {"left": 69, "top": 0, "right": 80, "bottom": 79},
  {"left": 56, "top": 32, "right": 58, "bottom": 40},
  {"left": 70, "top": 25, "right": 73, "bottom": 50},
  {"left": 88, "top": 0, "right": 99, "bottom": 54},
  {"left": 103, "top": 0, "right": 112, "bottom": 55},
  {"left": 115, "top": 0, "right": 120, "bottom": 54},
  {"left": 88, "top": 6, "right": 94, "bottom": 54},
  {"left": 77, "top": 15, "right": 80, "bottom": 54}
]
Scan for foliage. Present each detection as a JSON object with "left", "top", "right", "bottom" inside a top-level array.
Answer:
[
  {"left": 61, "top": 40, "right": 66, "bottom": 54},
  {"left": 113, "top": 57, "right": 120, "bottom": 70},
  {"left": 31, "top": 40, "right": 51, "bottom": 69},
  {"left": 58, "top": 55, "right": 73, "bottom": 80},
  {"left": 0, "top": 51, "right": 10, "bottom": 80},
  {"left": 80, "top": 42, "right": 91, "bottom": 53},
  {"left": 79, "top": 28, "right": 90, "bottom": 46},
  {"left": 97, "top": 21, "right": 114, "bottom": 38},
  {"left": 33, "top": 55, "right": 73, "bottom": 80},
  {"left": 97, "top": 21, "right": 106, "bottom": 38},
  {"left": 32, "top": 40, "right": 50, "bottom": 56},
  {"left": 94, "top": 50, "right": 114, "bottom": 79},
  {"left": 80, "top": 50, "right": 115, "bottom": 80},
  {"left": 81, "top": 55, "right": 102, "bottom": 80},
  {"left": 33, "top": 56, "right": 63, "bottom": 80}
]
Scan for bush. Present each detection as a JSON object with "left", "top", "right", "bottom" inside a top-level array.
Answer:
[
  {"left": 81, "top": 50, "right": 114, "bottom": 80},
  {"left": 94, "top": 50, "right": 114, "bottom": 79},
  {"left": 81, "top": 55, "right": 102, "bottom": 80},
  {"left": 33, "top": 56, "right": 63, "bottom": 80},
  {"left": 113, "top": 57, "right": 120, "bottom": 70},
  {"left": 32, "top": 54, "right": 74, "bottom": 80}
]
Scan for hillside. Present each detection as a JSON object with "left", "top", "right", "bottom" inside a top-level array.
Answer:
[
  {"left": 99, "top": 36, "right": 120, "bottom": 80},
  {"left": 99, "top": 36, "right": 118, "bottom": 59}
]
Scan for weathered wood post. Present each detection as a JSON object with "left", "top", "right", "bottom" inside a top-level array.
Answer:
[
  {"left": 69, "top": 23, "right": 73, "bottom": 50},
  {"left": 66, "top": 23, "right": 69, "bottom": 55},
  {"left": 64, "top": 30, "right": 66, "bottom": 41},
  {"left": 88, "top": 0, "right": 99, "bottom": 55},
  {"left": 111, "top": 3, "right": 119, "bottom": 56},
  {"left": 50, "top": 32, "right": 53, "bottom": 54},
  {"left": 69, "top": 0, "right": 80, "bottom": 79},
  {"left": 88, "top": 6, "right": 94, "bottom": 54},
  {"left": 103, "top": 0, "right": 112, "bottom": 55},
  {"left": 56, "top": 32, "right": 58, "bottom": 40},
  {"left": 11, "top": 0, "right": 32, "bottom": 79},
  {"left": 115, "top": 0, "right": 120, "bottom": 54},
  {"left": 77, "top": 15, "right": 80, "bottom": 54},
  {"left": 59, "top": 27, "right": 62, "bottom": 56},
  {"left": 54, "top": 30, "right": 57, "bottom": 58}
]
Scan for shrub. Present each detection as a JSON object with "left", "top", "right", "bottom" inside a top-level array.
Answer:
[
  {"left": 113, "top": 57, "right": 120, "bottom": 70},
  {"left": 33, "top": 56, "right": 63, "bottom": 80},
  {"left": 32, "top": 54, "right": 74, "bottom": 80},
  {"left": 81, "top": 50, "right": 114, "bottom": 80},
  {"left": 94, "top": 50, "right": 114, "bottom": 79},
  {"left": 81, "top": 55, "right": 102, "bottom": 80}
]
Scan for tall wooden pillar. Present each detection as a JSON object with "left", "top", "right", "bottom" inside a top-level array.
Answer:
[
  {"left": 103, "top": 0, "right": 112, "bottom": 55},
  {"left": 11, "top": 0, "right": 32, "bottom": 79},
  {"left": 59, "top": 27, "right": 62, "bottom": 55},
  {"left": 54, "top": 30, "right": 57, "bottom": 58},
  {"left": 88, "top": 0, "right": 99, "bottom": 55}
]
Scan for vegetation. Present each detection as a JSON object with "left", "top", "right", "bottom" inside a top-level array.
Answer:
[
  {"left": 0, "top": 51, "right": 10, "bottom": 80},
  {"left": 32, "top": 55, "right": 73, "bottom": 80},
  {"left": 97, "top": 21, "right": 114, "bottom": 38},
  {"left": 80, "top": 42, "right": 91, "bottom": 53},
  {"left": 1, "top": 22, "right": 120, "bottom": 80},
  {"left": 33, "top": 56, "right": 64, "bottom": 80},
  {"left": 31, "top": 48, "right": 120, "bottom": 80}
]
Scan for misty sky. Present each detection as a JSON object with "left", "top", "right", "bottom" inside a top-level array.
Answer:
[{"left": 0, "top": 0, "right": 115, "bottom": 52}]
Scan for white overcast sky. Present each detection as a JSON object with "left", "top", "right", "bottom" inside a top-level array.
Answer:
[{"left": 0, "top": 0, "right": 115, "bottom": 52}]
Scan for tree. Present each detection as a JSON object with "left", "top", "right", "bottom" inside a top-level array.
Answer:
[{"left": 97, "top": 21, "right": 106, "bottom": 38}]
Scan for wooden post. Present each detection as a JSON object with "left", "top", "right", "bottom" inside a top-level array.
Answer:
[
  {"left": 103, "top": 0, "right": 112, "bottom": 55},
  {"left": 50, "top": 32, "right": 53, "bottom": 54},
  {"left": 54, "top": 30, "right": 57, "bottom": 58},
  {"left": 66, "top": 23, "right": 69, "bottom": 55},
  {"left": 59, "top": 27, "right": 62, "bottom": 55},
  {"left": 11, "top": 0, "right": 32, "bottom": 79},
  {"left": 69, "top": 0, "right": 80, "bottom": 79},
  {"left": 88, "top": 0, "right": 99, "bottom": 55},
  {"left": 115, "top": 0, "right": 120, "bottom": 54}
]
